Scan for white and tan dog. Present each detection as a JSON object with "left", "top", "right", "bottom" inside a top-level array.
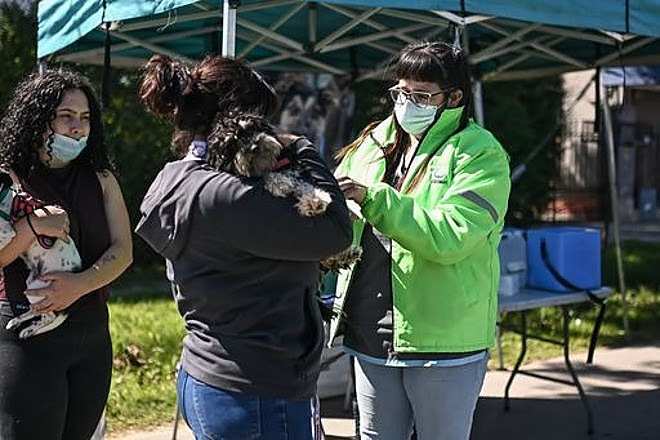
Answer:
[{"left": 0, "top": 179, "right": 81, "bottom": 338}]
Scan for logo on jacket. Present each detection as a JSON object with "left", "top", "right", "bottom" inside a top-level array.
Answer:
[{"left": 430, "top": 167, "right": 448, "bottom": 183}]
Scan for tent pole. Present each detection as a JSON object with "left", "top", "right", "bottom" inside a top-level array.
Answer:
[
  {"left": 473, "top": 80, "right": 485, "bottom": 125},
  {"left": 464, "top": 22, "right": 500, "bottom": 370},
  {"left": 222, "top": 0, "right": 239, "bottom": 58},
  {"left": 598, "top": 71, "right": 629, "bottom": 338},
  {"left": 37, "top": 59, "right": 47, "bottom": 76},
  {"left": 460, "top": 24, "right": 485, "bottom": 125}
]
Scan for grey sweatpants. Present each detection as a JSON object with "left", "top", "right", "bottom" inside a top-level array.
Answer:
[{"left": 354, "top": 355, "right": 488, "bottom": 440}]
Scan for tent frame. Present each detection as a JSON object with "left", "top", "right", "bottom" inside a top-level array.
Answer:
[{"left": 52, "top": 0, "right": 659, "bottom": 82}]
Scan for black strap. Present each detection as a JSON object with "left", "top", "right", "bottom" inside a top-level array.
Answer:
[
  {"left": 25, "top": 211, "right": 56, "bottom": 249},
  {"left": 540, "top": 238, "right": 604, "bottom": 305}
]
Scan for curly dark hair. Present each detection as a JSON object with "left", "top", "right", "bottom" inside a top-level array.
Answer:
[
  {"left": 0, "top": 68, "right": 113, "bottom": 179},
  {"left": 139, "top": 54, "right": 279, "bottom": 160}
]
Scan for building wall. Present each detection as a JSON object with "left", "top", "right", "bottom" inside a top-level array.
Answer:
[{"left": 558, "top": 69, "right": 660, "bottom": 222}]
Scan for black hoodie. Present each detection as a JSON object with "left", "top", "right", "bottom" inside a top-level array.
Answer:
[{"left": 135, "top": 139, "right": 352, "bottom": 399}]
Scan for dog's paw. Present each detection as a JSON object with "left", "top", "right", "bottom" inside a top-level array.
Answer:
[
  {"left": 295, "top": 188, "right": 331, "bottom": 217},
  {"left": 5, "top": 309, "right": 38, "bottom": 331},
  {"left": 17, "top": 313, "right": 67, "bottom": 339},
  {"left": 18, "top": 313, "right": 67, "bottom": 339},
  {"left": 5, "top": 317, "right": 22, "bottom": 331},
  {"left": 321, "top": 246, "right": 364, "bottom": 271}
]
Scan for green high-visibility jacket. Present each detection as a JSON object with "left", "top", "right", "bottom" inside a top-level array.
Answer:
[{"left": 329, "top": 106, "right": 511, "bottom": 353}]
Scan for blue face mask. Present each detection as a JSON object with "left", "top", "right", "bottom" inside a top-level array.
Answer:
[{"left": 49, "top": 133, "right": 88, "bottom": 163}]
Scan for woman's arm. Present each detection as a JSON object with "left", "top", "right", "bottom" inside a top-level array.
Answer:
[
  {"left": 0, "top": 170, "right": 71, "bottom": 267},
  {"left": 0, "top": 218, "right": 34, "bottom": 267},
  {"left": 0, "top": 210, "right": 71, "bottom": 267},
  {"left": 343, "top": 145, "right": 511, "bottom": 265},
  {"left": 29, "top": 171, "right": 133, "bottom": 313},
  {"left": 82, "top": 171, "right": 134, "bottom": 287}
]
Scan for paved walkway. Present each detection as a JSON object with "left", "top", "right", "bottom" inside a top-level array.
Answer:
[{"left": 110, "top": 343, "right": 660, "bottom": 440}]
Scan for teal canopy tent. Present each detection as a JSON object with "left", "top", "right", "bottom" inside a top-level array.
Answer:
[
  {"left": 38, "top": 0, "right": 658, "bottom": 335},
  {"left": 38, "top": 0, "right": 660, "bottom": 82}
]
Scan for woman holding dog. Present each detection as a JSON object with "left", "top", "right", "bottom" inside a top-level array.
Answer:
[
  {"left": 331, "top": 41, "right": 511, "bottom": 440},
  {"left": 0, "top": 68, "right": 133, "bottom": 439},
  {"left": 135, "top": 55, "right": 352, "bottom": 439}
]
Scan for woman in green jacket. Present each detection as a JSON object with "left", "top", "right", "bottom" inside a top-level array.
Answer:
[{"left": 332, "top": 41, "right": 511, "bottom": 440}]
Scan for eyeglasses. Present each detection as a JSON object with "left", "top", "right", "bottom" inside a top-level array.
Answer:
[{"left": 388, "top": 86, "right": 447, "bottom": 107}]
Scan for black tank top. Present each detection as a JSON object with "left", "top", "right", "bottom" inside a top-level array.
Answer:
[{"left": 1, "top": 163, "right": 112, "bottom": 319}]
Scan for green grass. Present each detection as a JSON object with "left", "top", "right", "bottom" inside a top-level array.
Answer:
[
  {"left": 107, "top": 295, "right": 184, "bottom": 432},
  {"left": 105, "top": 241, "right": 660, "bottom": 433}
]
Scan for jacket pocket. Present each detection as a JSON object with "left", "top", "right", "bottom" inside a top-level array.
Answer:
[{"left": 453, "top": 262, "right": 480, "bottom": 307}]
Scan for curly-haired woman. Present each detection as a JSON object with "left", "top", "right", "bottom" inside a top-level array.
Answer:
[
  {"left": 135, "top": 54, "right": 352, "bottom": 439},
  {"left": 0, "top": 68, "right": 133, "bottom": 440}
]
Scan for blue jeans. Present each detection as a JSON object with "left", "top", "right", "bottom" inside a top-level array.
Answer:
[{"left": 177, "top": 368, "right": 316, "bottom": 440}]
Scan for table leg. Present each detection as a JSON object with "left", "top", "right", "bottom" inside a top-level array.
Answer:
[
  {"left": 496, "top": 312, "right": 505, "bottom": 370},
  {"left": 587, "top": 301, "right": 607, "bottom": 364},
  {"left": 171, "top": 404, "right": 180, "bottom": 440},
  {"left": 504, "top": 311, "right": 527, "bottom": 411},
  {"left": 172, "top": 362, "right": 181, "bottom": 440},
  {"left": 562, "top": 306, "right": 595, "bottom": 436}
]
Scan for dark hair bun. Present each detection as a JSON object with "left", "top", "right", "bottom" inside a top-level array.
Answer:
[{"left": 139, "top": 54, "right": 193, "bottom": 120}]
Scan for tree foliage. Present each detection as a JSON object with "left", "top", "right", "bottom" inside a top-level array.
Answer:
[
  {"left": 0, "top": 0, "right": 36, "bottom": 109},
  {"left": 483, "top": 78, "right": 564, "bottom": 224}
]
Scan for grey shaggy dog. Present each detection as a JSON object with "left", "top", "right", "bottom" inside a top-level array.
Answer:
[{"left": 209, "top": 111, "right": 362, "bottom": 272}]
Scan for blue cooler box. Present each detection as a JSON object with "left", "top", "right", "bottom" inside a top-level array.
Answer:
[{"left": 526, "top": 227, "right": 601, "bottom": 292}]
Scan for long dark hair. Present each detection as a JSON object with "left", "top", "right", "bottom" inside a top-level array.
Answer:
[
  {"left": 139, "top": 54, "right": 279, "bottom": 161},
  {"left": 0, "top": 68, "right": 113, "bottom": 180},
  {"left": 338, "top": 41, "right": 473, "bottom": 191}
]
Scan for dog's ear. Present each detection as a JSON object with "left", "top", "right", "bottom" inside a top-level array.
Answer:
[
  {"left": 276, "top": 133, "right": 304, "bottom": 149},
  {"left": 253, "top": 133, "right": 283, "bottom": 154}
]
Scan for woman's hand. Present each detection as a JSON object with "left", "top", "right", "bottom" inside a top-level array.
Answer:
[
  {"left": 338, "top": 177, "right": 368, "bottom": 205},
  {"left": 30, "top": 205, "right": 70, "bottom": 242},
  {"left": 27, "top": 272, "right": 89, "bottom": 314}
]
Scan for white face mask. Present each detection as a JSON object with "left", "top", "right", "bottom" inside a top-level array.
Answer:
[
  {"left": 49, "top": 133, "right": 88, "bottom": 163},
  {"left": 394, "top": 100, "right": 441, "bottom": 136}
]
